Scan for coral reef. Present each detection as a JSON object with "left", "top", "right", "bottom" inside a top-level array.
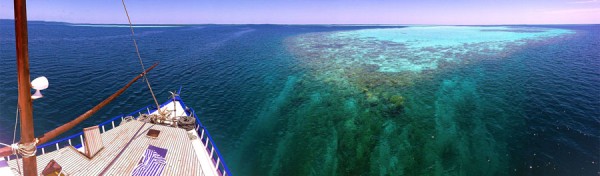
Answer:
[{"left": 257, "top": 26, "right": 575, "bottom": 175}]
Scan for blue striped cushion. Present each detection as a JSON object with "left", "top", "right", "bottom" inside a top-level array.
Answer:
[{"left": 131, "top": 145, "right": 168, "bottom": 176}]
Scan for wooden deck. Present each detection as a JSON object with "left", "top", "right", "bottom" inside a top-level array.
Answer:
[{"left": 7, "top": 120, "right": 208, "bottom": 175}]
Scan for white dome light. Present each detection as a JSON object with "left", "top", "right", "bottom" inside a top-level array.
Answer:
[
  {"left": 31, "top": 76, "right": 48, "bottom": 99},
  {"left": 31, "top": 76, "right": 49, "bottom": 90},
  {"left": 31, "top": 90, "right": 43, "bottom": 99}
]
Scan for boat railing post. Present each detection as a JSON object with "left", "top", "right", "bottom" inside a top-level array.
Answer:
[
  {"left": 111, "top": 121, "right": 115, "bottom": 129},
  {"left": 147, "top": 107, "right": 150, "bottom": 114},
  {"left": 216, "top": 158, "right": 220, "bottom": 169},
  {"left": 55, "top": 143, "right": 60, "bottom": 151},
  {"left": 41, "top": 148, "right": 45, "bottom": 155},
  {"left": 102, "top": 125, "right": 106, "bottom": 133},
  {"left": 68, "top": 139, "right": 72, "bottom": 146},
  {"left": 210, "top": 147, "right": 214, "bottom": 158},
  {"left": 80, "top": 134, "right": 84, "bottom": 146},
  {"left": 200, "top": 129, "right": 205, "bottom": 141}
]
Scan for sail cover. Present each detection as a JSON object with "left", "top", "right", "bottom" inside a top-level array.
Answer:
[{"left": 131, "top": 145, "right": 168, "bottom": 176}]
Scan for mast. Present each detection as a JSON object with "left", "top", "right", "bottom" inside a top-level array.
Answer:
[
  {"left": 0, "top": 63, "right": 159, "bottom": 158},
  {"left": 14, "top": 0, "right": 38, "bottom": 175}
]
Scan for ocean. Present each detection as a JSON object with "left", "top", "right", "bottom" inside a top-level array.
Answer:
[{"left": 0, "top": 21, "right": 598, "bottom": 175}]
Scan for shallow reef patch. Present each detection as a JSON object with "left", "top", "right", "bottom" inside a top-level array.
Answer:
[{"left": 253, "top": 26, "right": 574, "bottom": 175}]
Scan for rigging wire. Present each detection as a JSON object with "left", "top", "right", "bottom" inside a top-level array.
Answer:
[
  {"left": 120, "top": 0, "right": 161, "bottom": 113},
  {"left": 12, "top": 108, "right": 19, "bottom": 146},
  {"left": 0, "top": 45, "right": 22, "bottom": 174},
  {"left": 12, "top": 108, "right": 22, "bottom": 174},
  {"left": 0, "top": 108, "right": 24, "bottom": 174},
  {"left": 0, "top": 36, "right": 21, "bottom": 174}
]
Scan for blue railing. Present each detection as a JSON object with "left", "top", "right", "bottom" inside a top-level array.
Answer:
[
  {"left": 163, "top": 95, "right": 232, "bottom": 176},
  {"left": 3, "top": 113, "right": 130, "bottom": 161},
  {"left": 4, "top": 94, "right": 233, "bottom": 176},
  {"left": 190, "top": 107, "right": 233, "bottom": 176},
  {"left": 25, "top": 104, "right": 155, "bottom": 159}
]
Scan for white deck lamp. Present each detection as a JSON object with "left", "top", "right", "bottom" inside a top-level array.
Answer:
[{"left": 31, "top": 76, "right": 48, "bottom": 99}]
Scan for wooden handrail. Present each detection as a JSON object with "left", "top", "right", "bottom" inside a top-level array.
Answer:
[{"left": 0, "top": 63, "right": 159, "bottom": 157}]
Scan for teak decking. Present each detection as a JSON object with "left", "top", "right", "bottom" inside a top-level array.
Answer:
[{"left": 7, "top": 120, "right": 207, "bottom": 175}]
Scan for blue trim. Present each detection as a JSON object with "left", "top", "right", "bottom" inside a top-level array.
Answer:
[
  {"left": 148, "top": 97, "right": 175, "bottom": 114},
  {"left": 188, "top": 106, "right": 232, "bottom": 176},
  {"left": 34, "top": 89, "right": 233, "bottom": 176},
  {"left": 128, "top": 104, "right": 153, "bottom": 117},
  {"left": 37, "top": 131, "right": 83, "bottom": 149},
  {"left": 98, "top": 114, "right": 124, "bottom": 127},
  {"left": 191, "top": 108, "right": 205, "bottom": 128},
  {"left": 176, "top": 96, "right": 190, "bottom": 116},
  {"left": 147, "top": 95, "right": 190, "bottom": 117},
  {"left": 37, "top": 114, "right": 123, "bottom": 150}
]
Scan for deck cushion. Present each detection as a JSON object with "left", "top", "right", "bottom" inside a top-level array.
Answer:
[{"left": 131, "top": 145, "right": 168, "bottom": 176}]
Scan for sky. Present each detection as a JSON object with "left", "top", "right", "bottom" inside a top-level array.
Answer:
[{"left": 0, "top": 0, "right": 599, "bottom": 24}]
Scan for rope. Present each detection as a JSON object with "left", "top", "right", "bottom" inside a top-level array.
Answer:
[
  {"left": 0, "top": 38, "right": 22, "bottom": 176},
  {"left": 0, "top": 53, "right": 22, "bottom": 173},
  {"left": 17, "top": 138, "right": 37, "bottom": 157},
  {"left": 0, "top": 142, "right": 19, "bottom": 154},
  {"left": 12, "top": 107, "right": 22, "bottom": 174},
  {"left": 0, "top": 138, "right": 38, "bottom": 158},
  {"left": 120, "top": 0, "right": 161, "bottom": 114},
  {"left": 1, "top": 108, "right": 37, "bottom": 172}
]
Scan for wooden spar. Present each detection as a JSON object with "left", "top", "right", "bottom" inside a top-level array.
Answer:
[
  {"left": 14, "top": 0, "right": 37, "bottom": 175},
  {"left": 37, "top": 63, "right": 159, "bottom": 144},
  {"left": 0, "top": 63, "right": 159, "bottom": 158}
]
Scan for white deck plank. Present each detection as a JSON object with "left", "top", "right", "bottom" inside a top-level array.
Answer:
[{"left": 6, "top": 120, "right": 215, "bottom": 176}]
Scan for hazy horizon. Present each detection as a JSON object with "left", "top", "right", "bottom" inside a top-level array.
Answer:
[
  {"left": 0, "top": 0, "right": 599, "bottom": 25},
  {"left": 0, "top": 19, "right": 598, "bottom": 26}
]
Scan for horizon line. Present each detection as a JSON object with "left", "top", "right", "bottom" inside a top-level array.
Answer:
[{"left": 1, "top": 19, "right": 599, "bottom": 26}]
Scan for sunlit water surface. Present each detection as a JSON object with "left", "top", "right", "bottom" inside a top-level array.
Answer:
[{"left": 0, "top": 21, "right": 598, "bottom": 175}]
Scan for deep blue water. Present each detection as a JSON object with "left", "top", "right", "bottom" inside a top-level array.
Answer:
[{"left": 0, "top": 21, "right": 598, "bottom": 175}]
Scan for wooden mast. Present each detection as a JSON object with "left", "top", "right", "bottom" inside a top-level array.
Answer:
[
  {"left": 5, "top": 2, "right": 160, "bottom": 175},
  {"left": 0, "top": 63, "right": 158, "bottom": 158},
  {"left": 14, "top": 0, "right": 38, "bottom": 175}
]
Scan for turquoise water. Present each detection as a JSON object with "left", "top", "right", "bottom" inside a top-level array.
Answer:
[
  {"left": 338, "top": 26, "right": 570, "bottom": 47},
  {"left": 0, "top": 21, "right": 598, "bottom": 175},
  {"left": 292, "top": 26, "right": 573, "bottom": 73}
]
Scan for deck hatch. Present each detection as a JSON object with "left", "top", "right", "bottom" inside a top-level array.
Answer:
[{"left": 146, "top": 129, "right": 161, "bottom": 138}]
